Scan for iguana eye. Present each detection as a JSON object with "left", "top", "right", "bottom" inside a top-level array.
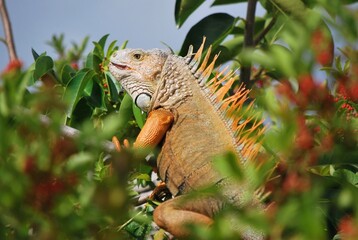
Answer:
[{"left": 132, "top": 51, "right": 143, "bottom": 61}]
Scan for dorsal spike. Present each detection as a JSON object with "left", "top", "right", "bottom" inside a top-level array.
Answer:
[
  {"left": 214, "top": 70, "right": 236, "bottom": 88},
  {"left": 215, "top": 76, "right": 236, "bottom": 101},
  {"left": 198, "top": 53, "right": 219, "bottom": 85},
  {"left": 185, "top": 45, "right": 194, "bottom": 64},
  {"left": 207, "top": 66, "right": 230, "bottom": 93},
  {"left": 190, "top": 60, "right": 200, "bottom": 72},
  {"left": 208, "top": 70, "right": 235, "bottom": 98},
  {"left": 186, "top": 45, "right": 194, "bottom": 57},
  {"left": 207, "top": 65, "right": 229, "bottom": 86},
  {"left": 196, "top": 45, "right": 212, "bottom": 74},
  {"left": 193, "top": 37, "right": 206, "bottom": 62}
]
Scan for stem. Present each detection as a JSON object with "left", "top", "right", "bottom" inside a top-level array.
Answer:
[
  {"left": 0, "top": 0, "right": 18, "bottom": 61},
  {"left": 254, "top": 16, "right": 277, "bottom": 45},
  {"left": 240, "top": 0, "right": 257, "bottom": 88}
]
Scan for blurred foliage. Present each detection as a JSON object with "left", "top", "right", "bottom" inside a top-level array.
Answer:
[
  {"left": 1, "top": 0, "right": 358, "bottom": 239},
  {"left": 0, "top": 34, "right": 149, "bottom": 239}
]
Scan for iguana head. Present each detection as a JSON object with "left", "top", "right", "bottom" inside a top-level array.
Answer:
[{"left": 109, "top": 48, "right": 169, "bottom": 112}]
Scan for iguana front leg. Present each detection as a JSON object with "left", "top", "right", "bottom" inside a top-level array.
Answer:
[
  {"left": 134, "top": 109, "right": 174, "bottom": 148},
  {"left": 112, "top": 109, "right": 174, "bottom": 150}
]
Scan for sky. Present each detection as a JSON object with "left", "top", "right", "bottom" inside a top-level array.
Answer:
[{"left": 0, "top": 0, "right": 265, "bottom": 69}]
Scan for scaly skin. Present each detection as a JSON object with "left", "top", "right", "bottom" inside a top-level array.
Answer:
[{"left": 109, "top": 45, "right": 264, "bottom": 239}]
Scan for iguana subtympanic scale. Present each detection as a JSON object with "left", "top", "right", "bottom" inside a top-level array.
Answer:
[{"left": 109, "top": 39, "right": 265, "bottom": 239}]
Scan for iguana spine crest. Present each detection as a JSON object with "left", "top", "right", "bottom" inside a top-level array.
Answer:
[{"left": 185, "top": 37, "right": 265, "bottom": 163}]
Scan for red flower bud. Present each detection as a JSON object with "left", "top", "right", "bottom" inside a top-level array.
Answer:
[
  {"left": 295, "top": 116, "right": 314, "bottom": 150},
  {"left": 2, "top": 59, "right": 23, "bottom": 73},
  {"left": 71, "top": 62, "right": 79, "bottom": 70},
  {"left": 311, "top": 29, "right": 334, "bottom": 66},
  {"left": 298, "top": 74, "right": 316, "bottom": 97},
  {"left": 338, "top": 216, "right": 358, "bottom": 239}
]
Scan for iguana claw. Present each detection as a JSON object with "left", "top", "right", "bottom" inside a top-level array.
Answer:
[
  {"left": 150, "top": 182, "right": 172, "bottom": 202},
  {"left": 112, "top": 136, "right": 130, "bottom": 152}
]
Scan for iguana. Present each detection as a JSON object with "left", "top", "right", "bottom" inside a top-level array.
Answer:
[{"left": 109, "top": 39, "right": 266, "bottom": 239}]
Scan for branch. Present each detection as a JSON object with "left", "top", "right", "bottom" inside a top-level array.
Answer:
[
  {"left": 0, "top": 0, "right": 18, "bottom": 61},
  {"left": 254, "top": 16, "right": 277, "bottom": 45},
  {"left": 240, "top": 0, "right": 257, "bottom": 88},
  {"left": 37, "top": 113, "right": 116, "bottom": 152}
]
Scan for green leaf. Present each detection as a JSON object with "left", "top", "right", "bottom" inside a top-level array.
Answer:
[
  {"left": 124, "top": 220, "right": 151, "bottom": 239},
  {"left": 115, "top": 93, "right": 134, "bottom": 139},
  {"left": 98, "top": 34, "right": 109, "bottom": 49},
  {"left": 92, "top": 42, "right": 105, "bottom": 59},
  {"left": 85, "top": 80, "right": 106, "bottom": 110},
  {"left": 105, "top": 40, "right": 118, "bottom": 59},
  {"left": 79, "top": 36, "right": 90, "bottom": 54},
  {"left": 31, "top": 48, "right": 41, "bottom": 60},
  {"left": 120, "top": 40, "right": 128, "bottom": 50},
  {"left": 318, "top": 146, "right": 358, "bottom": 165},
  {"left": 85, "top": 51, "right": 102, "bottom": 73},
  {"left": 69, "top": 97, "right": 94, "bottom": 126},
  {"left": 63, "top": 69, "right": 96, "bottom": 118},
  {"left": 129, "top": 173, "right": 151, "bottom": 182},
  {"left": 179, "top": 13, "right": 238, "bottom": 56},
  {"left": 106, "top": 72, "right": 120, "bottom": 103},
  {"left": 241, "top": 44, "right": 296, "bottom": 77},
  {"left": 215, "top": 35, "right": 244, "bottom": 65},
  {"left": 33, "top": 55, "right": 54, "bottom": 79},
  {"left": 212, "top": 0, "right": 247, "bottom": 6},
  {"left": 175, "top": 0, "right": 205, "bottom": 28},
  {"left": 270, "top": 0, "right": 307, "bottom": 20},
  {"left": 60, "top": 64, "right": 76, "bottom": 85},
  {"left": 66, "top": 152, "right": 93, "bottom": 171},
  {"left": 15, "top": 66, "right": 35, "bottom": 105},
  {"left": 93, "top": 34, "right": 109, "bottom": 58},
  {"left": 213, "top": 151, "right": 243, "bottom": 180},
  {"left": 333, "top": 169, "right": 358, "bottom": 187},
  {"left": 270, "top": 44, "right": 296, "bottom": 76},
  {"left": 132, "top": 103, "right": 146, "bottom": 129}
]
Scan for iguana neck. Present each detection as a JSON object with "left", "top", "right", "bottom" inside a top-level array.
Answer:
[{"left": 150, "top": 55, "right": 193, "bottom": 111}]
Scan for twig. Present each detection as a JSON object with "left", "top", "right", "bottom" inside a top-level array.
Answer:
[
  {"left": 240, "top": 0, "right": 257, "bottom": 88},
  {"left": 0, "top": 0, "right": 18, "bottom": 61},
  {"left": 135, "top": 196, "right": 150, "bottom": 206},
  {"left": 19, "top": 108, "right": 116, "bottom": 152},
  {"left": 117, "top": 209, "right": 145, "bottom": 231},
  {"left": 254, "top": 16, "right": 277, "bottom": 45},
  {"left": 136, "top": 185, "right": 153, "bottom": 194},
  {"left": 38, "top": 113, "right": 116, "bottom": 152},
  {"left": 251, "top": 67, "right": 264, "bottom": 81}
]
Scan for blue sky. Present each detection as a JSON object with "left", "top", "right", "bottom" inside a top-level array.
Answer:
[{"left": 0, "top": 0, "right": 265, "bottom": 69}]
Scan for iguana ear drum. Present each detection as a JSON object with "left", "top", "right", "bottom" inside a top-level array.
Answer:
[{"left": 135, "top": 93, "right": 152, "bottom": 112}]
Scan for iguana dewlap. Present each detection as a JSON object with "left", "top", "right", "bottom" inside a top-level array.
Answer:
[{"left": 109, "top": 40, "right": 265, "bottom": 239}]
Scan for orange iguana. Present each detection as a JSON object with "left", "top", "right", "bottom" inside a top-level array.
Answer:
[{"left": 109, "top": 39, "right": 266, "bottom": 239}]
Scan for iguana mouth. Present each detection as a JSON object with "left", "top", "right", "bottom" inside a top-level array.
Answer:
[{"left": 111, "top": 62, "right": 132, "bottom": 71}]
